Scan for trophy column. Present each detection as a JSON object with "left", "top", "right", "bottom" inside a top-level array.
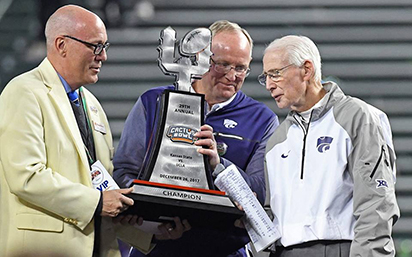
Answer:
[{"left": 144, "top": 90, "right": 213, "bottom": 189}]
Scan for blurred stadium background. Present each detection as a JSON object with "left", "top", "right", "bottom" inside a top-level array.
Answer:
[{"left": 0, "top": 0, "right": 411, "bottom": 255}]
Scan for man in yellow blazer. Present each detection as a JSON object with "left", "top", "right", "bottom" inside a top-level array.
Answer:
[{"left": 0, "top": 5, "right": 154, "bottom": 257}]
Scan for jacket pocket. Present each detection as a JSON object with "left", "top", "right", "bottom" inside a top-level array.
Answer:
[
  {"left": 16, "top": 213, "right": 63, "bottom": 232},
  {"left": 369, "top": 145, "right": 385, "bottom": 179}
]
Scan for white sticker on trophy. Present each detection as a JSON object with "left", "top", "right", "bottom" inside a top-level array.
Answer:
[
  {"left": 91, "top": 160, "right": 119, "bottom": 191},
  {"left": 93, "top": 121, "right": 107, "bottom": 134}
]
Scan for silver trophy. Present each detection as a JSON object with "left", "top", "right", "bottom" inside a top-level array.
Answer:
[
  {"left": 125, "top": 27, "right": 243, "bottom": 229},
  {"left": 145, "top": 26, "right": 213, "bottom": 189}
]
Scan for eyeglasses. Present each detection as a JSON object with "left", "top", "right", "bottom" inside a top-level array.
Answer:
[
  {"left": 210, "top": 58, "right": 250, "bottom": 77},
  {"left": 257, "top": 64, "right": 294, "bottom": 86},
  {"left": 63, "top": 35, "right": 110, "bottom": 55}
]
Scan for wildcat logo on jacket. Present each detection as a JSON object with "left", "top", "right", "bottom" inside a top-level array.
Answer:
[
  {"left": 167, "top": 126, "right": 197, "bottom": 144},
  {"left": 224, "top": 119, "right": 237, "bottom": 129},
  {"left": 317, "top": 136, "right": 333, "bottom": 153}
]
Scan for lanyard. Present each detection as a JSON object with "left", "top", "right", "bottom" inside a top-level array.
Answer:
[{"left": 79, "top": 87, "right": 95, "bottom": 164}]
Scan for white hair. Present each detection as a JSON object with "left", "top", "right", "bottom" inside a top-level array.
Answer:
[{"left": 265, "top": 35, "right": 322, "bottom": 82}]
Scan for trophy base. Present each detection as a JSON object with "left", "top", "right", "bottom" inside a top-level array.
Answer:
[{"left": 123, "top": 180, "right": 244, "bottom": 229}]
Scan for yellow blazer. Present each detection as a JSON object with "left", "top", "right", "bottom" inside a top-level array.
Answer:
[{"left": 0, "top": 58, "right": 152, "bottom": 257}]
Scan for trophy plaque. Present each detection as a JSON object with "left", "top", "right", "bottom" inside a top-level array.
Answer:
[{"left": 124, "top": 27, "right": 244, "bottom": 229}]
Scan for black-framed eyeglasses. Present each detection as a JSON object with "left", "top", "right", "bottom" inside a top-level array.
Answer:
[
  {"left": 257, "top": 64, "right": 294, "bottom": 86},
  {"left": 63, "top": 35, "right": 110, "bottom": 55},
  {"left": 210, "top": 58, "right": 250, "bottom": 77}
]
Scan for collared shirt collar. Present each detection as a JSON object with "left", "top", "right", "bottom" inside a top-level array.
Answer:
[
  {"left": 208, "top": 93, "right": 237, "bottom": 114},
  {"left": 57, "top": 73, "right": 73, "bottom": 94}
]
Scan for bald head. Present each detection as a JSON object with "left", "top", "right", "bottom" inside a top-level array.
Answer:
[
  {"left": 45, "top": 5, "right": 105, "bottom": 51},
  {"left": 44, "top": 4, "right": 108, "bottom": 89}
]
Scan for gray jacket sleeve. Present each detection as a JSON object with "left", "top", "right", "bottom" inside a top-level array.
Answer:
[
  {"left": 113, "top": 98, "right": 147, "bottom": 188},
  {"left": 349, "top": 114, "right": 400, "bottom": 257}
]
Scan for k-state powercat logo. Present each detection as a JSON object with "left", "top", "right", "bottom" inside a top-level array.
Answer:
[
  {"left": 167, "top": 126, "right": 197, "bottom": 144},
  {"left": 224, "top": 119, "right": 237, "bottom": 129},
  {"left": 317, "top": 136, "right": 333, "bottom": 153}
]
